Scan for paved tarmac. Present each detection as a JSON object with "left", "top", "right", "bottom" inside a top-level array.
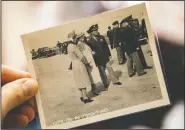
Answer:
[{"left": 33, "top": 43, "right": 162, "bottom": 127}]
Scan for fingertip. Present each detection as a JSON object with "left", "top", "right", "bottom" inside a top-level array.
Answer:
[
  {"left": 18, "top": 114, "right": 29, "bottom": 128},
  {"left": 22, "top": 79, "right": 39, "bottom": 97},
  {"left": 2, "top": 114, "right": 29, "bottom": 128},
  {"left": 20, "top": 105, "right": 35, "bottom": 122},
  {"left": 28, "top": 98, "right": 38, "bottom": 112},
  {"left": 25, "top": 72, "right": 32, "bottom": 78},
  {"left": 2, "top": 65, "right": 32, "bottom": 84}
]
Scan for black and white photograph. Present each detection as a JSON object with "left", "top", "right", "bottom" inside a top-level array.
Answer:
[{"left": 21, "top": 3, "right": 170, "bottom": 129}]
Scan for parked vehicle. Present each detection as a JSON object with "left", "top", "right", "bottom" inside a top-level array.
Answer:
[{"left": 37, "top": 47, "right": 56, "bottom": 58}]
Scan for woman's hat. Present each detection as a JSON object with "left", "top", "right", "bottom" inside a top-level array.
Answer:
[
  {"left": 76, "top": 33, "right": 85, "bottom": 39},
  {"left": 67, "top": 30, "right": 76, "bottom": 39}
]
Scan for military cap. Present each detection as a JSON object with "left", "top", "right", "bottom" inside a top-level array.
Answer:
[
  {"left": 87, "top": 24, "right": 98, "bottom": 34},
  {"left": 67, "top": 30, "right": 76, "bottom": 39},
  {"left": 120, "top": 19, "right": 129, "bottom": 25},
  {"left": 87, "top": 29, "right": 91, "bottom": 34},
  {"left": 95, "top": 24, "right": 99, "bottom": 29},
  {"left": 112, "top": 21, "right": 119, "bottom": 25}
]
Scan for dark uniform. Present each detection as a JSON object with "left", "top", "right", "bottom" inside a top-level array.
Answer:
[
  {"left": 37, "top": 48, "right": 44, "bottom": 59},
  {"left": 120, "top": 22, "right": 146, "bottom": 77},
  {"left": 141, "top": 19, "right": 148, "bottom": 39},
  {"left": 112, "top": 21, "right": 126, "bottom": 64},
  {"left": 131, "top": 19, "right": 152, "bottom": 69},
  {"left": 107, "top": 29, "right": 113, "bottom": 49},
  {"left": 87, "top": 25, "right": 121, "bottom": 87},
  {"left": 56, "top": 41, "right": 63, "bottom": 54},
  {"left": 88, "top": 35, "right": 111, "bottom": 67}
]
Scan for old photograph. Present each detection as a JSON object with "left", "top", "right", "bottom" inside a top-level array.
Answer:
[{"left": 21, "top": 3, "right": 170, "bottom": 129}]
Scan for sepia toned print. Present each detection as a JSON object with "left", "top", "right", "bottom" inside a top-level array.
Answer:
[{"left": 21, "top": 3, "right": 170, "bottom": 129}]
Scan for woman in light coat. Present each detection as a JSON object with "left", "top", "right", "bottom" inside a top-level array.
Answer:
[
  {"left": 67, "top": 33, "right": 93, "bottom": 104},
  {"left": 76, "top": 33, "right": 99, "bottom": 95}
]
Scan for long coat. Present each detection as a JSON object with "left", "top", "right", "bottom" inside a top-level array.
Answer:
[
  {"left": 112, "top": 28, "right": 122, "bottom": 48},
  {"left": 77, "top": 41, "right": 102, "bottom": 84},
  {"left": 87, "top": 35, "right": 111, "bottom": 67},
  {"left": 120, "top": 27, "right": 140, "bottom": 54},
  {"left": 107, "top": 30, "right": 113, "bottom": 48},
  {"left": 68, "top": 43, "right": 91, "bottom": 89}
]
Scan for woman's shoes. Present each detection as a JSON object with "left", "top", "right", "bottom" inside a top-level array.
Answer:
[
  {"left": 80, "top": 97, "right": 93, "bottom": 104},
  {"left": 80, "top": 97, "right": 84, "bottom": 102}
]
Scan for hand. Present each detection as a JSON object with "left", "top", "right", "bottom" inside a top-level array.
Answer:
[
  {"left": 2, "top": 65, "right": 39, "bottom": 129},
  {"left": 119, "top": 42, "right": 122, "bottom": 46},
  {"left": 136, "top": 47, "right": 140, "bottom": 50}
]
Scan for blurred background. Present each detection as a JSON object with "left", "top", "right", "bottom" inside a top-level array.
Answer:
[{"left": 2, "top": 1, "right": 184, "bottom": 129}]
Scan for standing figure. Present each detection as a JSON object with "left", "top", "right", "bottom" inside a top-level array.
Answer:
[
  {"left": 67, "top": 31, "right": 92, "bottom": 104},
  {"left": 107, "top": 26, "right": 114, "bottom": 49},
  {"left": 120, "top": 20, "right": 147, "bottom": 77},
  {"left": 87, "top": 24, "right": 122, "bottom": 88},
  {"left": 112, "top": 21, "right": 126, "bottom": 64},
  {"left": 138, "top": 19, "right": 153, "bottom": 69},
  {"left": 30, "top": 49, "right": 36, "bottom": 56},
  {"left": 56, "top": 41, "right": 63, "bottom": 55},
  {"left": 67, "top": 32, "right": 77, "bottom": 70},
  {"left": 30, "top": 49, "right": 37, "bottom": 60},
  {"left": 130, "top": 19, "right": 153, "bottom": 69},
  {"left": 76, "top": 33, "right": 99, "bottom": 95},
  {"left": 137, "top": 45, "right": 153, "bottom": 69},
  {"left": 62, "top": 41, "right": 69, "bottom": 54}
]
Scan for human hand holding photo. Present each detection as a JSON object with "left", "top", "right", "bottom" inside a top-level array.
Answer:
[{"left": 1, "top": 65, "right": 39, "bottom": 128}]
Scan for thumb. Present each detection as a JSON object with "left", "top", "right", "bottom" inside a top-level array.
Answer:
[{"left": 2, "top": 78, "right": 38, "bottom": 120}]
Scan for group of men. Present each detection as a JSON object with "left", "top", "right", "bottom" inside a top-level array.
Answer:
[
  {"left": 56, "top": 41, "right": 69, "bottom": 55},
  {"left": 67, "top": 24, "right": 122, "bottom": 91},
  {"left": 67, "top": 18, "right": 153, "bottom": 86},
  {"left": 59, "top": 18, "right": 153, "bottom": 93},
  {"left": 66, "top": 27, "right": 122, "bottom": 103},
  {"left": 67, "top": 18, "right": 153, "bottom": 90},
  {"left": 107, "top": 19, "right": 153, "bottom": 77},
  {"left": 30, "top": 18, "right": 153, "bottom": 103}
]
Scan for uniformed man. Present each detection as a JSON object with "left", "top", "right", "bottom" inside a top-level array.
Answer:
[
  {"left": 30, "top": 49, "right": 36, "bottom": 56},
  {"left": 112, "top": 21, "right": 126, "bottom": 64},
  {"left": 86, "top": 24, "right": 122, "bottom": 88},
  {"left": 30, "top": 49, "right": 37, "bottom": 60},
  {"left": 56, "top": 41, "right": 63, "bottom": 55},
  {"left": 138, "top": 19, "right": 153, "bottom": 69},
  {"left": 107, "top": 26, "right": 114, "bottom": 49},
  {"left": 120, "top": 19, "right": 147, "bottom": 77},
  {"left": 129, "top": 18, "right": 153, "bottom": 69}
]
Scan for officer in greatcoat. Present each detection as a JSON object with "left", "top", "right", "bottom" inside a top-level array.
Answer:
[
  {"left": 107, "top": 26, "right": 114, "bottom": 49},
  {"left": 120, "top": 19, "right": 147, "bottom": 77},
  {"left": 86, "top": 24, "right": 122, "bottom": 88},
  {"left": 112, "top": 21, "right": 126, "bottom": 64},
  {"left": 130, "top": 19, "right": 153, "bottom": 69},
  {"left": 56, "top": 41, "right": 63, "bottom": 55}
]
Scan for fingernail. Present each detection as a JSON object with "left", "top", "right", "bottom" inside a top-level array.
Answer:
[
  {"left": 25, "top": 72, "right": 31, "bottom": 78},
  {"left": 22, "top": 79, "right": 38, "bottom": 97}
]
